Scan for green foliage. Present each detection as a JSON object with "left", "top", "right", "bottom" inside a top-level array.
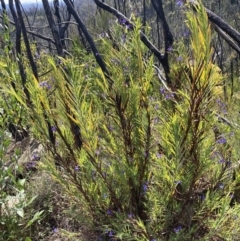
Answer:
[
  {"left": 0, "top": 103, "right": 43, "bottom": 240},
  {"left": 0, "top": 26, "right": 43, "bottom": 239},
  {"left": 2, "top": 2, "right": 240, "bottom": 240}
]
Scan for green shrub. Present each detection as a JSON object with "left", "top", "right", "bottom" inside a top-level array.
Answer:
[
  {"left": 2, "top": 2, "right": 240, "bottom": 240},
  {"left": 0, "top": 105, "right": 43, "bottom": 241}
]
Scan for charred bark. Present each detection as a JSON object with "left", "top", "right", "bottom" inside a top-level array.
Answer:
[
  {"left": 42, "top": 0, "right": 65, "bottom": 56},
  {"left": 15, "top": 0, "right": 38, "bottom": 81},
  {"left": 212, "top": 23, "right": 240, "bottom": 55},
  {"left": 63, "top": 0, "right": 109, "bottom": 76},
  {"left": 189, "top": 2, "right": 240, "bottom": 54},
  {"left": 205, "top": 7, "right": 240, "bottom": 46},
  {"left": 151, "top": 0, "right": 173, "bottom": 51},
  {"left": 0, "top": 0, "right": 6, "bottom": 10},
  {"left": 9, "top": 0, "right": 28, "bottom": 95},
  {"left": 53, "top": 0, "right": 72, "bottom": 49},
  {"left": 151, "top": 0, "right": 173, "bottom": 85}
]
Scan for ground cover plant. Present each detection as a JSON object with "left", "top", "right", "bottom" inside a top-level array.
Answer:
[{"left": 1, "top": 1, "right": 240, "bottom": 240}]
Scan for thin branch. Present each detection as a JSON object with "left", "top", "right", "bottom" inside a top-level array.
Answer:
[
  {"left": 205, "top": 7, "right": 240, "bottom": 46},
  {"left": 93, "top": 0, "right": 172, "bottom": 85},
  {"left": 189, "top": 2, "right": 240, "bottom": 46},
  {"left": 93, "top": 0, "right": 164, "bottom": 61},
  {"left": 212, "top": 23, "right": 240, "bottom": 55},
  {"left": 24, "top": 21, "right": 79, "bottom": 29},
  {"left": 26, "top": 30, "right": 56, "bottom": 44},
  {"left": 0, "top": 15, "right": 59, "bottom": 44}
]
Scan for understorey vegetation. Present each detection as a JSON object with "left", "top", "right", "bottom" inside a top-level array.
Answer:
[{"left": 1, "top": 0, "right": 240, "bottom": 240}]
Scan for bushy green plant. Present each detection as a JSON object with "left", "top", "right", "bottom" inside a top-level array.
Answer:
[
  {"left": 2, "top": 2, "right": 240, "bottom": 240},
  {"left": 0, "top": 45, "right": 43, "bottom": 241},
  {"left": 0, "top": 105, "right": 43, "bottom": 241}
]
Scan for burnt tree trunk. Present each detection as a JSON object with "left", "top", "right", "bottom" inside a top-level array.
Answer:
[
  {"left": 63, "top": 0, "right": 109, "bottom": 76},
  {"left": 42, "top": 0, "right": 65, "bottom": 56},
  {"left": 53, "top": 0, "right": 72, "bottom": 50},
  {"left": 151, "top": 0, "right": 173, "bottom": 85},
  {"left": 9, "top": 0, "right": 28, "bottom": 98},
  {"left": 15, "top": 0, "right": 38, "bottom": 81}
]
